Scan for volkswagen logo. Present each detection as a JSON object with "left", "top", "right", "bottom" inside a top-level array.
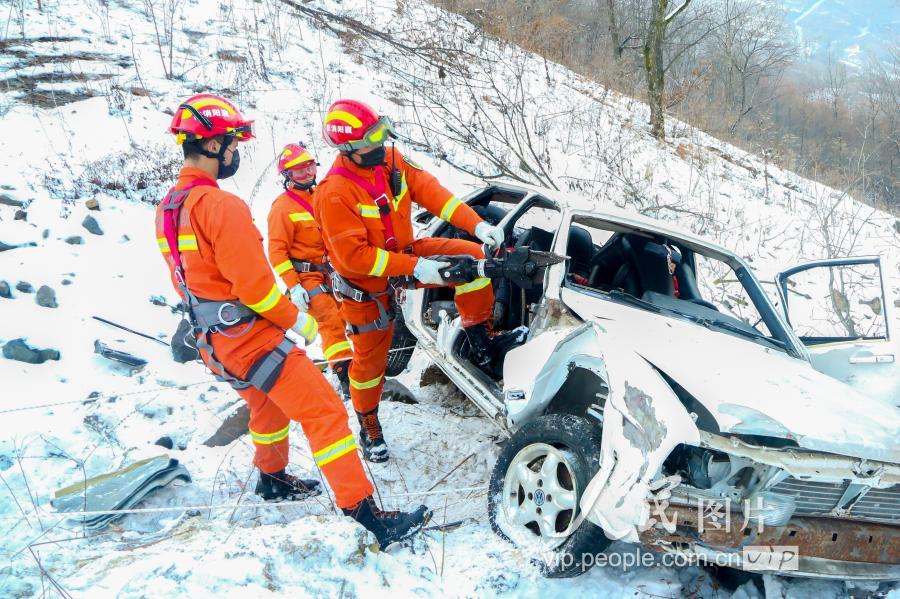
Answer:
[{"left": 533, "top": 488, "right": 545, "bottom": 506}]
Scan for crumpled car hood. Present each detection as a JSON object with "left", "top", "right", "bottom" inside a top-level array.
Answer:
[
  {"left": 626, "top": 319, "right": 900, "bottom": 463},
  {"left": 569, "top": 296, "right": 900, "bottom": 463}
]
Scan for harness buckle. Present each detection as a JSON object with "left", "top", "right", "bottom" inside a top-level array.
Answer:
[
  {"left": 373, "top": 193, "right": 391, "bottom": 215},
  {"left": 352, "top": 289, "right": 365, "bottom": 302},
  {"left": 217, "top": 302, "right": 241, "bottom": 327}
]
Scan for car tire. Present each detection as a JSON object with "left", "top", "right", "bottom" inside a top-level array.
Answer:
[
  {"left": 384, "top": 310, "right": 417, "bottom": 377},
  {"left": 488, "top": 413, "right": 611, "bottom": 578}
]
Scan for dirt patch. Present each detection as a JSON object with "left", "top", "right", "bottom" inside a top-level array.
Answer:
[
  {"left": 216, "top": 49, "right": 247, "bottom": 63},
  {"left": 0, "top": 35, "right": 82, "bottom": 51},
  {"left": 1, "top": 72, "right": 113, "bottom": 108}
]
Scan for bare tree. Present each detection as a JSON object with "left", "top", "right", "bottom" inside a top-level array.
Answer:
[
  {"left": 642, "top": 0, "right": 692, "bottom": 139},
  {"left": 144, "top": 0, "right": 182, "bottom": 80},
  {"left": 711, "top": 0, "right": 795, "bottom": 135}
]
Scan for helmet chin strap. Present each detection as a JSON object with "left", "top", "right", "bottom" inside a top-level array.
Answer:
[{"left": 198, "top": 135, "right": 233, "bottom": 171}]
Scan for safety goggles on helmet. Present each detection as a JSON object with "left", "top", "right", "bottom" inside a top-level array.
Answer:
[
  {"left": 285, "top": 161, "right": 317, "bottom": 183},
  {"left": 330, "top": 116, "right": 396, "bottom": 152}
]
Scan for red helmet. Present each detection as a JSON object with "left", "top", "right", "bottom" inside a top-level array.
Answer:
[
  {"left": 322, "top": 98, "right": 395, "bottom": 152},
  {"left": 278, "top": 142, "right": 316, "bottom": 187},
  {"left": 169, "top": 93, "right": 255, "bottom": 145}
]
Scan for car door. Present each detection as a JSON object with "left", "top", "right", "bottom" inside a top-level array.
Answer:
[{"left": 776, "top": 256, "right": 898, "bottom": 405}]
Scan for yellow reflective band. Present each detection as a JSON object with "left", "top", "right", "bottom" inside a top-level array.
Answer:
[
  {"left": 313, "top": 434, "right": 357, "bottom": 467},
  {"left": 324, "top": 341, "right": 351, "bottom": 359},
  {"left": 349, "top": 373, "right": 384, "bottom": 390},
  {"left": 300, "top": 315, "right": 318, "bottom": 339},
  {"left": 357, "top": 204, "right": 380, "bottom": 219},
  {"left": 439, "top": 197, "right": 463, "bottom": 222},
  {"left": 284, "top": 152, "right": 314, "bottom": 169},
  {"left": 455, "top": 277, "right": 491, "bottom": 295},
  {"left": 178, "top": 235, "right": 198, "bottom": 251},
  {"left": 274, "top": 260, "right": 294, "bottom": 275},
  {"left": 368, "top": 248, "right": 388, "bottom": 277},
  {"left": 392, "top": 173, "right": 408, "bottom": 210},
  {"left": 249, "top": 424, "right": 290, "bottom": 445},
  {"left": 181, "top": 98, "right": 235, "bottom": 121},
  {"left": 324, "top": 110, "right": 363, "bottom": 128},
  {"left": 247, "top": 284, "right": 281, "bottom": 314},
  {"left": 158, "top": 235, "right": 197, "bottom": 253},
  {"left": 289, "top": 212, "right": 314, "bottom": 222}
]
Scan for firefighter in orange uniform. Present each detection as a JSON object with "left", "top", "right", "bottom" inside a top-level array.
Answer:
[
  {"left": 155, "top": 94, "right": 429, "bottom": 547},
  {"left": 315, "top": 99, "right": 507, "bottom": 463},
  {"left": 267, "top": 142, "right": 352, "bottom": 400}
]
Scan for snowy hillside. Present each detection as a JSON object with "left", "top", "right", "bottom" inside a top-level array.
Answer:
[{"left": 1, "top": 0, "right": 898, "bottom": 597}]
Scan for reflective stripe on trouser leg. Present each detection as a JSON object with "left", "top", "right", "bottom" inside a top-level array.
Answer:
[
  {"left": 345, "top": 323, "right": 393, "bottom": 414},
  {"left": 411, "top": 236, "right": 494, "bottom": 327},
  {"left": 306, "top": 284, "right": 353, "bottom": 363},
  {"left": 238, "top": 385, "right": 291, "bottom": 474},
  {"left": 263, "top": 346, "right": 374, "bottom": 508}
]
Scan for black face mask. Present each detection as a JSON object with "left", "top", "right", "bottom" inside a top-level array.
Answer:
[
  {"left": 354, "top": 145, "right": 386, "bottom": 168},
  {"left": 217, "top": 147, "right": 240, "bottom": 180}
]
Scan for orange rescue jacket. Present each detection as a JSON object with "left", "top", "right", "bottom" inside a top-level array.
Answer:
[
  {"left": 267, "top": 187, "right": 328, "bottom": 289},
  {"left": 315, "top": 148, "right": 482, "bottom": 293},
  {"left": 155, "top": 167, "right": 298, "bottom": 377}
]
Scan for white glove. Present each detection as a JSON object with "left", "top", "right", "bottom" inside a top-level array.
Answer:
[
  {"left": 413, "top": 257, "right": 451, "bottom": 286},
  {"left": 289, "top": 285, "right": 309, "bottom": 312},
  {"left": 474, "top": 221, "right": 504, "bottom": 251},
  {"left": 291, "top": 312, "right": 319, "bottom": 344}
]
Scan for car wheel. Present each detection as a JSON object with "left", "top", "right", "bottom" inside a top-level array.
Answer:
[
  {"left": 488, "top": 413, "right": 611, "bottom": 578},
  {"left": 384, "top": 310, "right": 417, "bottom": 377}
]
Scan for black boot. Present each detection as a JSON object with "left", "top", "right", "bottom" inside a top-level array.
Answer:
[
  {"left": 255, "top": 469, "right": 322, "bottom": 501},
  {"left": 342, "top": 495, "right": 432, "bottom": 549},
  {"left": 463, "top": 323, "right": 528, "bottom": 378},
  {"left": 332, "top": 360, "right": 351, "bottom": 402},
  {"left": 356, "top": 408, "right": 391, "bottom": 464},
  {"left": 356, "top": 408, "right": 389, "bottom": 463}
]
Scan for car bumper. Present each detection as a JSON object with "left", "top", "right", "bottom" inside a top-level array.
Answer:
[{"left": 638, "top": 504, "right": 900, "bottom": 580}]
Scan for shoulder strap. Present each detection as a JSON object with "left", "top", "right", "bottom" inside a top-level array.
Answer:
[
  {"left": 160, "top": 178, "right": 217, "bottom": 280},
  {"left": 284, "top": 188, "right": 316, "bottom": 216},
  {"left": 326, "top": 165, "right": 398, "bottom": 251}
]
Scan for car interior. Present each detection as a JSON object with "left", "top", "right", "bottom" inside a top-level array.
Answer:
[{"left": 418, "top": 189, "right": 779, "bottom": 383}]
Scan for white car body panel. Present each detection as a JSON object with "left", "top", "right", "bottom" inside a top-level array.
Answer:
[{"left": 405, "top": 182, "right": 899, "bottom": 566}]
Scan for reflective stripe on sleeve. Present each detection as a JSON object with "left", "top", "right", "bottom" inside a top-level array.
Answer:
[
  {"left": 289, "top": 212, "right": 315, "bottom": 222},
  {"left": 439, "top": 196, "right": 463, "bottom": 222},
  {"left": 247, "top": 284, "right": 282, "bottom": 314},
  {"left": 313, "top": 434, "right": 357, "bottom": 467},
  {"left": 455, "top": 277, "right": 491, "bottom": 295},
  {"left": 274, "top": 260, "right": 294, "bottom": 275},
  {"left": 368, "top": 248, "right": 388, "bottom": 277},
  {"left": 249, "top": 424, "right": 290, "bottom": 445}
]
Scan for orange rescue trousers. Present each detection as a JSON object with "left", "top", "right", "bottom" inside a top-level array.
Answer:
[
  {"left": 340, "top": 237, "right": 493, "bottom": 414},
  {"left": 237, "top": 347, "right": 373, "bottom": 508}
]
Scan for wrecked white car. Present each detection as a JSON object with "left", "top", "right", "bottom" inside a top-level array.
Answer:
[{"left": 396, "top": 183, "right": 899, "bottom": 580}]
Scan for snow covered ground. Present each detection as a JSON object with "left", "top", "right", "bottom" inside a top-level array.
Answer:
[{"left": 1, "top": 0, "right": 898, "bottom": 597}]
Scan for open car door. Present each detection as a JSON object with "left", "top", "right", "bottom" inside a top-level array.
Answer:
[{"left": 777, "top": 257, "right": 898, "bottom": 405}]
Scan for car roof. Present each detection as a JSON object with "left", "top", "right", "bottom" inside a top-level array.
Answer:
[{"left": 486, "top": 180, "right": 739, "bottom": 261}]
